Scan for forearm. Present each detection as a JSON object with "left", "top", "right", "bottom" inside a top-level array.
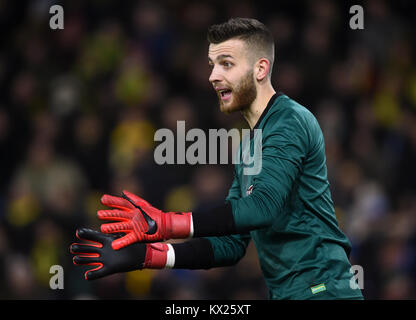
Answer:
[
  {"left": 146, "top": 238, "right": 215, "bottom": 269},
  {"left": 168, "top": 235, "right": 249, "bottom": 269},
  {"left": 191, "top": 196, "right": 270, "bottom": 237},
  {"left": 191, "top": 202, "right": 238, "bottom": 237},
  {"left": 172, "top": 238, "right": 215, "bottom": 269}
]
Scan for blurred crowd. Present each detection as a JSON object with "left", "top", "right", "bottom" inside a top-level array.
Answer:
[{"left": 1, "top": 0, "right": 415, "bottom": 299}]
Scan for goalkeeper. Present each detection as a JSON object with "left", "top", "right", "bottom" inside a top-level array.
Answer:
[{"left": 71, "top": 18, "right": 363, "bottom": 300}]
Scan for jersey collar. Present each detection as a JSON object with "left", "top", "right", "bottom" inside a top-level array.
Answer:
[{"left": 252, "top": 91, "right": 283, "bottom": 131}]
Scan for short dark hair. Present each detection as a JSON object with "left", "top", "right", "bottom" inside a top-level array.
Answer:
[{"left": 207, "top": 17, "right": 275, "bottom": 73}]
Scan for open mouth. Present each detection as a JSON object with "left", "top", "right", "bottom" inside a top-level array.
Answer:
[{"left": 219, "top": 89, "right": 232, "bottom": 101}]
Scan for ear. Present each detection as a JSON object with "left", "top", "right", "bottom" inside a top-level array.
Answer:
[{"left": 255, "top": 58, "right": 270, "bottom": 82}]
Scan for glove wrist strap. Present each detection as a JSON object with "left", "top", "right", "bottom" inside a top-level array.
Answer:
[
  {"left": 166, "top": 212, "right": 193, "bottom": 239},
  {"left": 143, "top": 243, "right": 174, "bottom": 268}
]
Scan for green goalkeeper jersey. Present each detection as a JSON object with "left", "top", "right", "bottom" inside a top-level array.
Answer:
[{"left": 207, "top": 93, "right": 363, "bottom": 300}]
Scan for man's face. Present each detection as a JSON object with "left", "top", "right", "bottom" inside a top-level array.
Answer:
[{"left": 208, "top": 39, "right": 257, "bottom": 114}]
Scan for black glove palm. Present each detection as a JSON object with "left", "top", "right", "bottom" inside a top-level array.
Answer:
[{"left": 70, "top": 228, "right": 146, "bottom": 280}]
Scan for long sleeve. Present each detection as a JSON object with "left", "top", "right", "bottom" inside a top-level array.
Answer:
[
  {"left": 229, "top": 112, "right": 308, "bottom": 231},
  {"left": 172, "top": 233, "right": 251, "bottom": 269}
]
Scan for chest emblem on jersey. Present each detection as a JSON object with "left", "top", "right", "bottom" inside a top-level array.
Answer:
[{"left": 246, "top": 184, "right": 254, "bottom": 196}]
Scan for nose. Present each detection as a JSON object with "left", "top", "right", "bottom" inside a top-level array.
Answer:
[{"left": 208, "top": 65, "right": 222, "bottom": 84}]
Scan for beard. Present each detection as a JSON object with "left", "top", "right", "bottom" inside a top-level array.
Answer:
[{"left": 218, "top": 70, "right": 257, "bottom": 114}]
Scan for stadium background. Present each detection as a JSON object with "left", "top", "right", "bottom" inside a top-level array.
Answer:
[{"left": 1, "top": 0, "right": 416, "bottom": 299}]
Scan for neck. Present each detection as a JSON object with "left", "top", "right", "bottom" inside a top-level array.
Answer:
[{"left": 241, "top": 84, "right": 276, "bottom": 129}]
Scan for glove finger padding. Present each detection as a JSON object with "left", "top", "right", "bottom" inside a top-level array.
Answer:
[
  {"left": 97, "top": 209, "right": 135, "bottom": 221},
  {"left": 76, "top": 228, "right": 111, "bottom": 244},
  {"left": 84, "top": 265, "right": 109, "bottom": 281},
  {"left": 100, "top": 221, "right": 132, "bottom": 233},
  {"left": 100, "top": 194, "right": 135, "bottom": 210},
  {"left": 73, "top": 255, "right": 101, "bottom": 265},
  {"left": 71, "top": 228, "right": 107, "bottom": 279},
  {"left": 70, "top": 243, "right": 101, "bottom": 255},
  {"left": 111, "top": 232, "right": 138, "bottom": 250}
]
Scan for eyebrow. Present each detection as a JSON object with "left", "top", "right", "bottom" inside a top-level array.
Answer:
[{"left": 208, "top": 54, "right": 234, "bottom": 63}]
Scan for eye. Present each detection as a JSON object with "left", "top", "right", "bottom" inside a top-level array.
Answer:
[{"left": 222, "top": 61, "right": 233, "bottom": 68}]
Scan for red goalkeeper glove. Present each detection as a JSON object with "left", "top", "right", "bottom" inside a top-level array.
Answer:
[
  {"left": 97, "top": 190, "right": 193, "bottom": 250},
  {"left": 70, "top": 228, "right": 174, "bottom": 280}
]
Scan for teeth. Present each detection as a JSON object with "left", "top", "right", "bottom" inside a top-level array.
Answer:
[{"left": 216, "top": 87, "right": 231, "bottom": 98}]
